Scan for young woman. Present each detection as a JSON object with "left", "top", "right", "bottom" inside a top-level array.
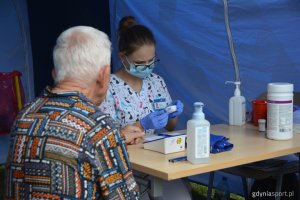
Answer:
[
  {"left": 100, "top": 18, "right": 184, "bottom": 136},
  {"left": 99, "top": 17, "right": 191, "bottom": 199}
]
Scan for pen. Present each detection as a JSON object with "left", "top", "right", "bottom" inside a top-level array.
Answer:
[{"left": 169, "top": 156, "right": 187, "bottom": 163}]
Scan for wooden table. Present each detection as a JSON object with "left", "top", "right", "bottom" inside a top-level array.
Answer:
[{"left": 127, "top": 124, "right": 300, "bottom": 198}]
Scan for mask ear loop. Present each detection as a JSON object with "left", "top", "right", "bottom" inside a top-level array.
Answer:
[{"left": 120, "top": 55, "right": 132, "bottom": 71}]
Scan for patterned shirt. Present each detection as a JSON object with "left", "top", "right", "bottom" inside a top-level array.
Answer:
[
  {"left": 5, "top": 87, "right": 139, "bottom": 200},
  {"left": 99, "top": 73, "right": 172, "bottom": 133}
]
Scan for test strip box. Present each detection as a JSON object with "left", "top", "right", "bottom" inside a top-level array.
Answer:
[{"left": 143, "top": 133, "right": 186, "bottom": 154}]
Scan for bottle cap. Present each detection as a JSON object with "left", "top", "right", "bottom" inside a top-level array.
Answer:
[
  {"left": 225, "top": 81, "right": 241, "bottom": 96},
  {"left": 267, "top": 83, "right": 293, "bottom": 93},
  {"left": 193, "top": 102, "right": 205, "bottom": 120},
  {"left": 258, "top": 119, "right": 266, "bottom": 132}
]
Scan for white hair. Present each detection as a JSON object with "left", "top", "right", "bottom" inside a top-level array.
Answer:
[{"left": 53, "top": 26, "right": 111, "bottom": 84}]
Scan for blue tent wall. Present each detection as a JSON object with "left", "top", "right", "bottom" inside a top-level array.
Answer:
[
  {"left": 0, "top": 0, "right": 34, "bottom": 102},
  {"left": 110, "top": 0, "right": 300, "bottom": 130},
  {"left": 109, "top": 1, "right": 300, "bottom": 195}
]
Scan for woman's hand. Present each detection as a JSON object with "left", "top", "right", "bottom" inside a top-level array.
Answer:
[
  {"left": 168, "top": 100, "right": 184, "bottom": 119},
  {"left": 140, "top": 110, "right": 169, "bottom": 130}
]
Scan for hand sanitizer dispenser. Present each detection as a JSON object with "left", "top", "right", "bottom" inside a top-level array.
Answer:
[
  {"left": 225, "top": 81, "right": 246, "bottom": 126},
  {"left": 187, "top": 102, "right": 210, "bottom": 164}
]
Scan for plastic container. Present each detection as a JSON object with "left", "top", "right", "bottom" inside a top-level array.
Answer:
[
  {"left": 258, "top": 119, "right": 266, "bottom": 132},
  {"left": 252, "top": 100, "right": 267, "bottom": 126},
  {"left": 225, "top": 81, "right": 246, "bottom": 126},
  {"left": 187, "top": 102, "right": 210, "bottom": 164},
  {"left": 266, "top": 83, "right": 294, "bottom": 140},
  {"left": 213, "top": 176, "right": 230, "bottom": 200}
]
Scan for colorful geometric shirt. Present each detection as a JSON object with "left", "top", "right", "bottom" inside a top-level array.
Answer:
[
  {"left": 5, "top": 87, "right": 140, "bottom": 200},
  {"left": 99, "top": 73, "right": 172, "bottom": 133}
]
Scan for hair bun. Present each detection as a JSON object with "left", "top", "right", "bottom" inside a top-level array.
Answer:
[{"left": 118, "top": 16, "right": 137, "bottom": 35}]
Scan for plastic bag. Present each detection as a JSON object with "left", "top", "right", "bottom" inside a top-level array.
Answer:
[{"left": 0, "top": 71, "right": 25, "bottom": 135}]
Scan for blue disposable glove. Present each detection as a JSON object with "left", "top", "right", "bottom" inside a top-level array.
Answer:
[
  {"left": 168, "top": 100, "right": 184, "bottom": 119},
  {"left": 140, "top": 110, "right": 169, "bottom": 130}
]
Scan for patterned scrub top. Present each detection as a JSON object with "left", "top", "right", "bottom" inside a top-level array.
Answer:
[
  {"left": 99, "top": 73, "right": 172, "bottom": 133},
  {"left": 5, "top": 87, "right": 139, "bottom": 200}
]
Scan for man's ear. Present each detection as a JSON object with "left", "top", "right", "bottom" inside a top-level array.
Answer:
[{"left": 97, "top": 65, "right": 110, "bottom": 89}]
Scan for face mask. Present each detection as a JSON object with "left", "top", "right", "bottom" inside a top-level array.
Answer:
[{"left": 122, "top": 57, "right": 156, "bottom": 79}]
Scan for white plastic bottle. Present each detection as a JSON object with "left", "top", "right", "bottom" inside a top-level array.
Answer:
[
  {"left": 225, "top": 81, "right": 246, "bottom": 126},
  {"left": 267, "top": 83, "right": 294, "bottom": 140},
  {"left": 187, "top": 102, "right": 210, "bottom": 164}
]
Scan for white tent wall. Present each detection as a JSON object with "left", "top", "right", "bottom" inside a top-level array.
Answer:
[
  {"left": 0, "top": 0, "right": 34, "bottom": 102},
  {"left": 110, "top": 0, "right": 300, "bottom": 130}
]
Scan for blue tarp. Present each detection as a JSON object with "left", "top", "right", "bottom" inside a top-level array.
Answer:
[
  {"left": 0, "top": 0, "right": 34, "bottom": 101},
  {"left": 110, "top": 0, "right": 300, "bottom": 130},
  {"left": 109, "top": 0, "right": 300, "bottom": 195}
]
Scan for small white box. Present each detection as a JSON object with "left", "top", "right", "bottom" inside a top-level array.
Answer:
[{"left": 143, "top": 133, "right": 186, "bottom": 154}]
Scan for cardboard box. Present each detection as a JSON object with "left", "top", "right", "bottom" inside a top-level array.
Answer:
[{"left": 143, "top": 133, "right": 186, "bottom": 154}]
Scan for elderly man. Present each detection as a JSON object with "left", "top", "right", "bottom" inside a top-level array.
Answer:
[{"left": 5, "top": 26, "right": 144, "bottom": 199}]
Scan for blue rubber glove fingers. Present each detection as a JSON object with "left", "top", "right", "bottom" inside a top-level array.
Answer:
[
  {"left": 169, "top": 100, "right": 184, "bottom": 118},
  {"left": 153, "top": 110, "right": 169, "bottom": 129},
  {"left": 140, "top": 110, "right": 169, "bottom": 130}
]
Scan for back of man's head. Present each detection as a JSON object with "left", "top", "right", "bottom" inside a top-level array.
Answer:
[{"left": 53, "top": 26, "right": 111, "bottom": 85}]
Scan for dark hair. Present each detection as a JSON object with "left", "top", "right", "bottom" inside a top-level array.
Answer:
[
  {"left": 119, "top": 24, "right": 156, "bottom": 55},
  {"left": 118, "top": 16, "right": 137, "bottom": 35}
]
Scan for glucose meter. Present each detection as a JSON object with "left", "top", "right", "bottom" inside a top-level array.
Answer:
[{"left": 165, "top": 105, "right": 177, "bottom": 113}]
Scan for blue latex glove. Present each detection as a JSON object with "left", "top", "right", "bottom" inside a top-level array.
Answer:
[
  {"left": 140, "top": 110, "right": 169, "bottom": 130},
  {"left": 168, "top": 100, "right": 184, "bottom": 119},
  {"left": 210, "top": 133, "right": 234, "bottom": 154}
]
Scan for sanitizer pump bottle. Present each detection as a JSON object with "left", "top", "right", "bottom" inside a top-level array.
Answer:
[
  {"left": 225, "top": 81, "right": 246, "bottom": 126},
  {"left": 187, "top": 102, "right": 210, "bottom": 164}
]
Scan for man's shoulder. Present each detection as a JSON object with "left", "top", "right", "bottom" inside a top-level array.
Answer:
[{"left": 19, "top": 94, "right": 114, "bottom": 133}]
